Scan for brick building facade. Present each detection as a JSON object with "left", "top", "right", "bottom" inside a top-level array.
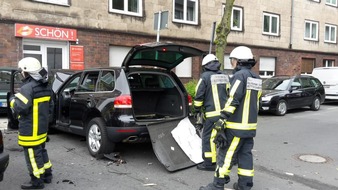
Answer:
[{"left": 0, "top": 0, "right": 337, "bottom": 81}]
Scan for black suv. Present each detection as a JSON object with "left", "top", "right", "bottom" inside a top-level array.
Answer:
[
  {"left": 260, "top": 75, "right": 325, "bottom": 116},
  {"left": 8, "top": 42, "right": 204, "bottom": 164}
]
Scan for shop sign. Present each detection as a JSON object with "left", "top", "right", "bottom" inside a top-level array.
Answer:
[
  {"left": 70, "top": 45, "right": 84, "bottom": 70},
  {"left": 15, "top": 23, "right": 77, "bottom": 41}
]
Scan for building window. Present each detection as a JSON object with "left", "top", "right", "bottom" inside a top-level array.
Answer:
[
  {"left": 259, "top": 57, "right": 276, "bottom": 78},
  {"left": 323, "top": 59, "right": 335, "bottom": 67},
  {"left": 109, "top": 0, "right": 143, "bottom": 17},
  {"left": 173, "top": 0, "right": 199, "bottom": 25},
  {"left": 304, "top": 20, "right": 319, "bottom": 41},
  {"left": 324, "top": 24, "right": 337, "bottom": 43},
  {"left": 326, "top": 0, "right": 338, "bottom": 7},
  {"left": 223, "top": 55, "right": 233, "bottom": 74},
  {"left": 311, "top": 0, "right": 320, "bottom": 2},
  {"left": 175, "top": 57, "right": 192, "bottom": 77},
  {"left": 263, "top": 12, "right": 279, "bottom": 36},
  {"left": 31, "top": 0, "right": 70, "bottom": 6},
  {"left": 301, "top": 58, "right": 315, "bottom": 74},
  {"left": 231, "top": 7, "right": 243, "bottom": 31}
]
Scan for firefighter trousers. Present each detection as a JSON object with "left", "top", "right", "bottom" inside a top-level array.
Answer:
[
  {"left": 201, "top": 118, "right": 218, "bottom": 166},
  {"left": 214, "top": 131, "right": 254, "bottom": 190},
  {"left": 23, "top": 142, "right": 52, "bottom": 179}
]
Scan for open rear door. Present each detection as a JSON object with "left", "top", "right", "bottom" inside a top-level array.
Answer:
[
  {"left": 7, "top": 70, "right": 21, "bottom": 130},
  {"left": 146, "top": 117, "right": 202, "bottom": 172}
]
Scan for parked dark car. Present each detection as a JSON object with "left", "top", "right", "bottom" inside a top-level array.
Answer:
[
  {"left": 260, "top": 75, "right": 325, "bottom": 116},
  {"left": 0, "top": 130, "right": 9, "bottom": 182},
  {"left": 8, "top": 42, "right": 204, "bottom": 163},
  {"left": 0, "top": 68, "right": 22, "bottom": 113}
]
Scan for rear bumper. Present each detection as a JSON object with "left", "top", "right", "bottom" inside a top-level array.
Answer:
[
  {"left": 106, "top": 126, "right": 149, "bottom": 143},
  {"left": 0, "top": 152, "right": 9, "bottom": 182}
]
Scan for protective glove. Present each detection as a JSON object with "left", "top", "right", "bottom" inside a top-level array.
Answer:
[
  {"left": 194, "top": 112, "right": 203, "bottom": 137},
  {"left": 213, "top": 130, "right": 227, "bottom": 148},
  {"left": 213, "top": 119, "right": 226, "bottom": 131}
]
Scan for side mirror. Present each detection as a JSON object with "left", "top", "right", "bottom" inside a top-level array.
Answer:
[
  {"left": 62, "top": 88, "right": 74, "bottom": 99},
  {"left": 290, "top": 82, "right": 301, "bottom": 91}
]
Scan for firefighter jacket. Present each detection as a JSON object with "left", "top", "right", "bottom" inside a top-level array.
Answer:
[
  {"left": 221, "top": 66, "right": 262, "bottom": 138},
  {"left": 194, "top": 62, "right": 229, "bottom": 118},
  {"left": 10, "top": 76, "right": 54, "bottom": 147}
]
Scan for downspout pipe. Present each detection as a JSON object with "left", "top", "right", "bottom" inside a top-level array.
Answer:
[{"left": 289, "top": 0, "right": 294, "bottom": 49}]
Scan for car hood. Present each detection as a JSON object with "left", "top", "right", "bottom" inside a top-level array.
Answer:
[
  {"left": 262, "top": 89, "right": 288, "bottom": 97},
  {"left": 122, "top": 42, "right": 205, "bottom": 70}
]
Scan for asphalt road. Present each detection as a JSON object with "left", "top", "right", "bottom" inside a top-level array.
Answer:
[{"left": 1, "top": 102, "right": 338, "bottom": 190}]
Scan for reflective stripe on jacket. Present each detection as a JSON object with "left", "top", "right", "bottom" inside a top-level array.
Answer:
[
  {"left": 222, "top": 67, "right": 262, "bottom": 138},
  {"left": 194, "top": 71, "right": 229, "bottom": 118},
  {"left": 12, "top": 77, "right": 54, "bottom": 146}
]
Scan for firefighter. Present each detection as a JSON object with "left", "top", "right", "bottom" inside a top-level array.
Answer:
[
  {"left": 10, "top": 57, "right": 54, "bottom": 189},
  {"left": 199, "top": 46, "right": 262, "bottom": 190},
  {"left": 194, "top": 54, "right": 229, "bottom": 171}
]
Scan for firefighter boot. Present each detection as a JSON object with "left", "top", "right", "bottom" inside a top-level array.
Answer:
[
  {"left": 21, "top": 175, "right": 44, "bottom": 189},
  {"left": 233, "top": 182, "right": 253, "bottom": 190},
  {"left": 43, "top": 169, "right": 53, "bottom": 183}
]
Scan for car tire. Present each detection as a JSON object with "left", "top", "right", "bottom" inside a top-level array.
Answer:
[
  {"left": 86, "top": 117, "right": 115, "bottom": 159},
  {"left": 310, "top": 96, "right": 321, "bottom": 111},
  {"left": 275, "top": 100, "right": 287, "bottom": 116}
]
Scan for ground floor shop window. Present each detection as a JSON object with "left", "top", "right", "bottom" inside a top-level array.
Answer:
[{"left": 23, "top": 39, "right": 69, "bottom": 70}]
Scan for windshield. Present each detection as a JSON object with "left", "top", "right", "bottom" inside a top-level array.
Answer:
[{"left": 263, "top": 78, "right": 291, "bottom": 90}]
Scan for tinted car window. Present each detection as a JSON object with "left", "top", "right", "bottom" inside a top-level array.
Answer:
[
  {"left": 310, "top": 78, "right": 322, "bottom": 88},
  {"left": 300, "top": 78, "right": 314, "bottom": 88},
  {"left": 98, "top": 71, "right": 115, "bottom": 91},
  {"left": 79, "top": 72, "right": 99, "bottom": 92},
  {"left": 263, "top": 78, "right": 290, "bottom": 90}
]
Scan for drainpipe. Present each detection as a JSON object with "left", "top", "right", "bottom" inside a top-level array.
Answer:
[{"left": 289, "top": 0, "right": 294, "bottom": 49}]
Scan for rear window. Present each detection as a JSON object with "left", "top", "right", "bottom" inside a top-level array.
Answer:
[
  {"left": 133, "top": 50, "right": 184, "bottom": 65},
  {"left": 128, "top": 74, "right": 175, "bottom": 89}
]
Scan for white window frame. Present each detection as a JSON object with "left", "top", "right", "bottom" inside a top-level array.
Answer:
[
  {"left": 262, "top": 12, "right": 279, "bottom": 36},
  {"left": 231, "top": 7, "right": 243, "bottom": 31},
  {"left": 304, "top": 20, "right": 319, "bottom": 41},
  {"left": 259, "top": 57, "right": 276, "bottom": 78},
  {"left": 109, "top": 0, "right": 143, "bottom": 17},
  {"left": 173, "top": 0, "right": 199, "bottom": 25},
  {"left": 323, "top": 59, "right": 335, "bottom": 67},
  {"left": 31, "top": 0, "right": 70, "bottom": 6},
  {"left": 311, "top": 0, "right": 320, "bottom": 2},
  {"left": 326, "top": 0, "right": 338, "bottom": 7},
  {"left": 324, "top": 24, "right": 337, "bottom": 43}
]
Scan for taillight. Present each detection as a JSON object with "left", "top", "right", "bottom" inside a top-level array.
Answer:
[
  {"left": 188, "top": 94, "right": 193, "bottom": 106},
  {"left": 114, "top": 95, "right": 132, "bottom": 108}
]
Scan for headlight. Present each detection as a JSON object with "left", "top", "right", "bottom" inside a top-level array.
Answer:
[{"left": 262, "top": 95, "right": 273, "bottom": 102}]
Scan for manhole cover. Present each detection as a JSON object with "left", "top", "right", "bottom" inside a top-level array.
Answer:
[{"left": 298, "top": 154, "right": 327, "bottom": 163}]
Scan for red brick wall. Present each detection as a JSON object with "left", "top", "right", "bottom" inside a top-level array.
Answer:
[{"left": 0, "top": 23, "right": 22, "bottom": 67}]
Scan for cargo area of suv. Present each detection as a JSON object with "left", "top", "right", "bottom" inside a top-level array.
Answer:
[{"left": 128, "top": 72, "right": 184, "bottom": 120}]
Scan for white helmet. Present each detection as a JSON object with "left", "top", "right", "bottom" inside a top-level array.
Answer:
[
  {"left": 18, "top": 57, "right": 42, "bottom": 73},
  {"left": 202, "top": 54, "right": 218, "bottom": 66},
  {"left": 229, "top": 46, "right": 253, "bottom": 60}
]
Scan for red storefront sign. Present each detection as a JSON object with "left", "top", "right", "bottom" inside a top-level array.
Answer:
[
  {"left": 15, "top": 23, "right": 77, "bottom": 41},
  {"left": 70, "top": 45, "right": 84, "bottom": 70}
]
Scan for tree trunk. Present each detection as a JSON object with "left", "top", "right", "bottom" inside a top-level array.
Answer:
[{"left": 215, "top": 0, "right": 235, "bottom": 70}]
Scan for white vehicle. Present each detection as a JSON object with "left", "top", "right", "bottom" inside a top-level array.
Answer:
[{"left": 312, "top": 67, "right": 338, "bottom": 100}]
